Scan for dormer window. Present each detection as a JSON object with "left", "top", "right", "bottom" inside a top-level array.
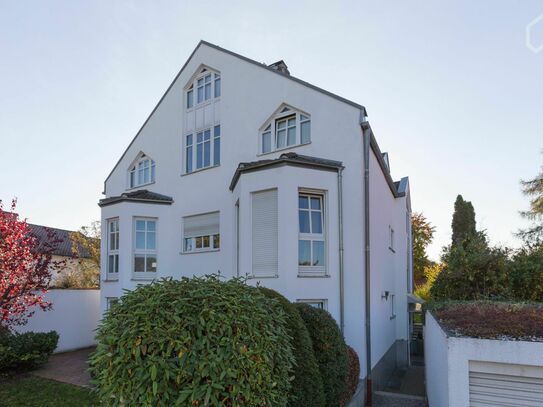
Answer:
[
  {"left": 129, "top": 155, "right": 155, "bottom": 188},
  {"left": 186, "top": 68, "right": 221, "bottom": 109},
  {"left": 260, "top": 105, "right": 311, "bottom": 154}
]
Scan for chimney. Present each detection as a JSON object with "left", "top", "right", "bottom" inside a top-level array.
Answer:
[{"left": 268, "top": 60, "right": 290, "bottom": 75}]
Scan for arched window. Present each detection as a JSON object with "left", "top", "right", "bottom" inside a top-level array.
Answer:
[
  {"left": 129, "top": 154, "right": 155, "bottom": 188},
  {"left": 259, "top": 105, "right": 311, "bottom": 154}
]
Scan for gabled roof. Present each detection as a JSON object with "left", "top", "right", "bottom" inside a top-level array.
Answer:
[
  {"left": 230, "top": 152, "right": 344, "bottom": 191},
  {"left": 98, "top": 190, "right": 173, "bottom": 207},
  {"left": 103, "top": 40, "right": 367, "bottom": 193},
  {"left": 27, "top": 224, "right": 92, "bottom": 258}
]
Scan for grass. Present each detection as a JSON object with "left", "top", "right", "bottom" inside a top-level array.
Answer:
[{"left": 0, "top": 375, "right": 98, "bottom": 406}]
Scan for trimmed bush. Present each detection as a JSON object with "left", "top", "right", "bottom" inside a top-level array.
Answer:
[
  {"left": 340, "top": 346, "right": 360, "bottom": 407},
  {"left": 294, "top": 303, "right": 348, "bottom": 407},
  {"left": 89, "top": 276, "right": 294, "bottom": 407},
  {"left": 258, "top": 287, "right": 325, "bottom": 407},
  {"left": 0, "top": 330, "right": 58, "bottom": 372}
]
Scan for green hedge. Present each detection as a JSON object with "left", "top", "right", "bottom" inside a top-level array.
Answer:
[
  {"left": 340, "top": 346, "right": 360, "bottom": 407},
  {"left": 294, "top": 303, "right": 348, "bottom": 407},
  {"left": 258, "top": 287, "right": 325, "bottom": 407},
  {"left": 89, "top": 276, "right": 294, "bottom": 407},
  {"left": 0, "top": 330, "right": 58, "bottom": 372}
]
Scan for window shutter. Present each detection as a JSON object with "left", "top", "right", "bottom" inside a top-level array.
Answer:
[
  {"left": 183, "top": 212, "right": 220, "bottom": 238},
  {"left": 252, "top": 189, "right": 278, "bottom": 277}
]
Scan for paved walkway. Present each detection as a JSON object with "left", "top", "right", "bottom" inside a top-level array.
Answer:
[
  {"left": 33, "top": 347, "right": 95, "bottom": 387},
  {"left": 374, "top": 391, "right": 427, "bottom": 407}
]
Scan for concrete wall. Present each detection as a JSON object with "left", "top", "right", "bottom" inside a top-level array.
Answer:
[
  {"left": 15, "top": 289, "right": 100, "bottom": 353},
  {"left": 425, "top": 312, "right": 543, "bottom": 407}
]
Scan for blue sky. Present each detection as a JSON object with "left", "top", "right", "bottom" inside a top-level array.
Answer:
[{"left": 1, "top": 1, "right": 542, "bottom": 260}]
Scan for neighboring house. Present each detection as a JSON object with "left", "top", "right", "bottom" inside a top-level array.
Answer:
[
  {"left": 28, "top": 223, "right": 96, "bottom": 287},
  {"left": 99, "top": 41, "right": 413, "bottom": 395}
]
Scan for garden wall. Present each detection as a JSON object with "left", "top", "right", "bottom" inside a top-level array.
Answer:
[
  {"left": 15, "top": 289, "right": 100, "bottom": 353},
  {"left": 424, "top": 311, "right": 543, "bottom": 407}
]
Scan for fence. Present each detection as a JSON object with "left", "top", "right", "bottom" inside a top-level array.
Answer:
[{"left": 15, "top": 289, "right": 101, "bottom": 353}]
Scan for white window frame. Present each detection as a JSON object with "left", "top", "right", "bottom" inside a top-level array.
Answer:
[
  {"left": 106, "top": 218, "right": 119, "bottom": 280},
  {"left": 132, "top": 218, "right": 158, "bottom": 280},
  {"left": 298, "top": 191, "right": 327, "bottom": 276},
  {"left": 297, "top": 299, "right": 328, "bottom": 310},
  {"left": 106, "top": 297, "right": 119, "bottom": 311},
  {"left": 259, "top": 107, "right": 311, "bottom": 155},
  {"left": 186, "top": 70, "right": 221, "bottom": 110},
  {"left": 129, "top": 156, "right": 155, "bottom": 189},
  {"left": 185, "top": 125, "right": 220, "bottom": 173},
  {"left": 389, "top": 225, "right": 395, "bottom": 253},
  {"left": 182, "top": 211, "right": 220, "bottom": 254}
]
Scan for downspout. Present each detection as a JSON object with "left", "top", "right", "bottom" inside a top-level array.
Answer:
[
  {"left": 338, "top": 167, "right": 345, "bottom": 333},
  {"left": 362, "top": 122, "right": 372, "bottom": 406}
]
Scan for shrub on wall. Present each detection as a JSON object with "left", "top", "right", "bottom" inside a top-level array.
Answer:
[
  {"left": 258, "top": 287, "right": 325, "bottom": 407},
  {"left": 294, "top": 303, "right": 348, "bottom": 407},
  {"left": 0, "top": 331, "right": 58, "bottom": 372},
  {"left": 89, "top": 276, "right": 294, "bottom": 407},
  {"left": 340, "top": 346, "right": 360, "bottom": 407}
]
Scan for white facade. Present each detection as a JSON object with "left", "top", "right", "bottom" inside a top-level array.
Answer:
[
  {"left": 99, "top": 41, "right": 412, "bottom": 384},
  {"left": 425, "top": 312, "right": 543, "bottom": 407}
]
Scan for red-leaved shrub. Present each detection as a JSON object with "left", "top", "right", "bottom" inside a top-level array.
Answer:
[{"left": 340, "top": 346, "right": 360, "bottom": 406}]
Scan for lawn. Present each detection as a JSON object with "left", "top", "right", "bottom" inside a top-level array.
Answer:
[{"left": 0, "top": 375, "right": 97, "bottom": 406}]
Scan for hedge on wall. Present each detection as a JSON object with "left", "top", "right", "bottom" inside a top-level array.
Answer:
[
  {"left": 0, "top": 330, "right": 58, "bottom": 372},
  {"left": 89, "top": 276, "right": 294, "bottom": 407},
  {"left": 340, "top": 346, "right": 360, "bottom": 407},
  {"left": 294, "top": 303, "right": 348, "bottom": 407},
  {"left": 258, "top": 287, "right": 325, "bottom": 407}
]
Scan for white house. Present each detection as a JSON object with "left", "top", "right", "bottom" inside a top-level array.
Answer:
[{"left": 99, "top": 40, "right": 413, "bottom": 398}]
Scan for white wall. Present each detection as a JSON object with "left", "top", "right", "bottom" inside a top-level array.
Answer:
[
  {"left": 425, "top": 312, "right": 543, "bottom": 407},
  {"left": 424, "top": 312, "right": 450, "bottom": 407},
  {"left": 16, "top": 289, "right": 100, "bottom": 353}
]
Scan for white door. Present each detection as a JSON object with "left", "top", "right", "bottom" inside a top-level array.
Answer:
[{"left": 469, "top": 361, "right": 543, "bottom": 406}]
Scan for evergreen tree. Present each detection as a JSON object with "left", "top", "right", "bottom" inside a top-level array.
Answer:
[
  {"left": 451, "top": 195, "right": 476, "bottom": 246},
  {"left": 519, "top": 158, "right": 543, "bottom": 242}
]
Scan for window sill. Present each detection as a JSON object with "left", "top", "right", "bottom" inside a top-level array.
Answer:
[
  {"left": 127, "top": 181, "right": 156, "bottom": 191},
  {"left": 103, "top": 277, "right": 119, "bottom": 282},
  {"left": 246, "top": 274, "right": 279, "bottom": 279},
  {"left": 297, "top": 273, "right": 330, "bottom": 278},
  {"left": 180, "top": 249, "right": 220, "bottom": 255},
  {"left": 130, "top": 275, "right": 156, "bottom": 281},
  {"left": 181, "top": 164, "right": 220, "bottom": 177},
  {"left": 257, "top": 141, "right": 311, "bottom": 157}
]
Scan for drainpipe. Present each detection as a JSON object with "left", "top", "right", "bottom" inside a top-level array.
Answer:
[
  {"left": 338, "top": 167, "right": 345, "bottom": 333},
  {"left": 362, "top": 122, "right": 372, "bottom": 406}
]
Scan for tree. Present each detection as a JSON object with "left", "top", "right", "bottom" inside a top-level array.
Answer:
[
  {"left": 56, "top": 222, "right": 100, "bottom": 288},
  {"left": 451, "top": 195, "right": 477, "bottom": 246},
  {"left": 411, "top": 212, "right": 435, "bottom": 284},
  {"left": 519, "top": 158, "right": 543, "bottom": 242},
  {"left": 0, "top": 200, "right": 62, "bottom": 329}
]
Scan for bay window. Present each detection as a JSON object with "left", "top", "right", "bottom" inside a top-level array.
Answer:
[
  {"left": 298, "top": 192, "right": 326, "bottom": 274},
  {"left": 107, "top": 219, "right": 119, "bottom": 279},
  {"left": 133, "top": 218, "right": 157, "bottom": 278}
]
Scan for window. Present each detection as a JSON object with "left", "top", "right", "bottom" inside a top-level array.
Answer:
[
  {"left": 107, "top": 219, "right": 119, "bottom": 279},
  {"left": 129, "top": 156, "right": 155, "bottom": 188},
  {"left": 187, "top": 70, "right": 220, "bottom": 108},
  {"left": 133, "top": 218, "right": 157, "bottom": 278},
  {"left": 183, "top": 212, "right": 220, "bottom": 253},
  {"left": 298, "top": 192, "right": 326, "bottom": 274},
  {"left": 297, "top": 299, "right": 327, "bottom": 310},
  {"left": 185, "top": 125, "right": 220, "bottom": 173},
  {"left": 389, "top": 226, "right": 395, "bottom": 253},
  {"left": 106, "top": 297, "right": 119, "bottom": 311},
  {"left": 260, "top": 106, "right": 311, "bottom": 154},
  {"left": 252, "top": 189, "right": 278, "bottom": 277}
]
